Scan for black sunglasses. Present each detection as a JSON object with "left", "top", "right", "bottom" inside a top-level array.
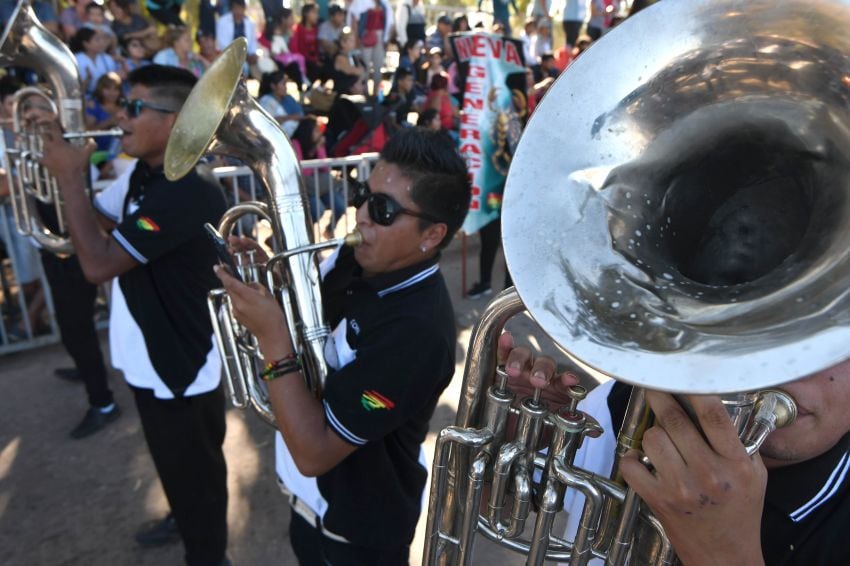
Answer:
[
  {"left": 118, "top": 97, "right": 177, "bottom": 119},
  {"left": 351, "top": 180, "right": 442, "bottom": 226}
]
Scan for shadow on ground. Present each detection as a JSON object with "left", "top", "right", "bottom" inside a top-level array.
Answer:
[{"left": 0, "top": 233, "right": 599, "bottom": 565}]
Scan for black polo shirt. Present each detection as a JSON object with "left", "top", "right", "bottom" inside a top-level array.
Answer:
[
  {"left": 761, "top": 431, "right": 850, "bottom": 565},
  {"left": 276, "top": 245, "right": 457, "bottom": 549},
  {"left": 94, "top": 160, "right": 227, "bottom": 398}
]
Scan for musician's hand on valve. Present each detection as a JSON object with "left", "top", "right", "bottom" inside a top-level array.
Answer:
[
  {"left": 619, "top": 391, "right": 767, "bottom": 566},
  {"left": 214, "top": 264, "right": 291, "bottom": 357},
  {"left": 33, "top": 116, "right": 95, "bottom": 183},
  {"left": 227, "top": 235, "right": 270, "bottom": 263},
  {"left": 498, "top": 331, "right": 579, "bottom": 405}
]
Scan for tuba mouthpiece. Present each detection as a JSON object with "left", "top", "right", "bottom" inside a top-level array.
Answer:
[{"left": 343, "top": 229, "right": 363, "bottom": 248}]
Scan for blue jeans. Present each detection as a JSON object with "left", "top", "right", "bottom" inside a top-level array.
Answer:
[{"left": 305, "top": 172, "right": 347, "bottom": 231}]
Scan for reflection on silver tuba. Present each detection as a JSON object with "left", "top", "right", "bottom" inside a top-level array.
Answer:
[
  {"left": 424, "top": 0, "right": 850, "bottom": 563},
  {"left": 163, "top": 39, "right": 360, "bottom": 426},
  {"left": 0, "top": 0, "right": 121, "bottom": 255}
]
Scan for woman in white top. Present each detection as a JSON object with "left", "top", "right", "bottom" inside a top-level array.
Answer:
[
  {"left": 70, "top": 28, "right": 119, "bottom": 95},
  {"left": 153, "top": 26, "right": 206, "bottom": 78}
]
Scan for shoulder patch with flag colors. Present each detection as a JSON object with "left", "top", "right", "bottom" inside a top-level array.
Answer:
[
  {"left": 136, "top": 216, "right": 160, "bottom": 232},
  {"left": 361, "top": 390, "right": 395, "bottom": 411}
]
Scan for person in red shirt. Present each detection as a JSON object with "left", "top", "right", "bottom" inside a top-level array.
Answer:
[
  {"left": 289, "top": 3, "right": 321, "bottom": 83},
  {"left": 423, "top": 72, "right": 458, "bottom": 136}
]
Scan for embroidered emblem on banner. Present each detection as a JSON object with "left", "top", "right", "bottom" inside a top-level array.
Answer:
[
  {"left": 136, "top": 216, "right": 160, "bottom": 232},
  {"left": 361, "top": 390, "right": 395, "bottom": 411}
]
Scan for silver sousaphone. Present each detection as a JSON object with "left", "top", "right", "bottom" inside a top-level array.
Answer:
[{"left": 425, "top": 0, "right": 850, "bottom": 564}]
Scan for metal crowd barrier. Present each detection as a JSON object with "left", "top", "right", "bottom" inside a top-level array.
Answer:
[{"left": 0, "top": 152, "right": 379, "bottom": 356}]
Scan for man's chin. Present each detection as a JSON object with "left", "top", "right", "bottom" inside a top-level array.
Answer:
[{"left": 759, "top": 420, "right": 814, "bottom": 468}]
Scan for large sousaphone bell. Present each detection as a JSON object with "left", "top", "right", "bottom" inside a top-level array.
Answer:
[{"left": 425, "top": 0, "right": 850, "bottom": 564}]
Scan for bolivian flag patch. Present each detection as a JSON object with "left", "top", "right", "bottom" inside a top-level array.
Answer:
[
  {"left": 136, "top": 216, "right": 160, "bottom": 232},
  {"left": 361, "top": 390, "right": 395, "bottom": 411}
]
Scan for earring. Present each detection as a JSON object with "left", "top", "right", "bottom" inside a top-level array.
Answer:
[{"left": 420, "top": 245, "right": 428, "bottom": 253}]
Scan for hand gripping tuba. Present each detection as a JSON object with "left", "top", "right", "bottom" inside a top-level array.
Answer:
[
  {"left": 164, "top": 39, "right": 360, "bottom": 426},
  {"left": 424, "top": 0, "right": 850, "bottom": 563},
  {"left": 0, "top": 0, "right": 121, "bottom": 255}
]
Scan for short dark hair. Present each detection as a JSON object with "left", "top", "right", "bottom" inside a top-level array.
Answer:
[
  {"left": 380, "top": 129, "right": 470, "bottom": 249},
  {"left": 394, "top": 67, "right": 412, "bottom": 81},
  {"left": 328, "top": 4, "right": 344, "bottom": 16},
  {"left": 230, "top": 0, "right": 246, "bottom": 7},
  {"left": 69, "top": 27, "right": 97, "bottom": 53},
  {"left": 417, "top": 107, "right": 438, "bottom": 126},
  {"left": 126, "top": 65, "right": 197, "bottom": 111}
]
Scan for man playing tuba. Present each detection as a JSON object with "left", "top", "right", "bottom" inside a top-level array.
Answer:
[
  {"left": 35, "top": 65, "right": 230, "bottom": 565},
  {"left": 216, "top": 128, "right": 470, "bottom": 565},
  {"left": 502, "top": 206, "right": 850, "bottom": 565}
]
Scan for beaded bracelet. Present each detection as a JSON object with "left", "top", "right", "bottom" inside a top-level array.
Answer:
[{"left": 260, "top": 353, "right": 302, "bottom": 382}]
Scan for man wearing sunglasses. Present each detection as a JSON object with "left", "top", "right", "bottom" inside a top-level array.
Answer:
[
  {"left": 217, "top": 128, "right": 470, "bottom": 564},
  {"left": 36, "top": 65, "right": 230, "bottom": 566}
]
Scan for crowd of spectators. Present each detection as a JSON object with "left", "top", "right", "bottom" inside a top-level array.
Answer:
[
  {"left": 0, "top": 0, "right": 640, "bottom": 318},
  {"left": 0, "top": 0, "right": 636, "bottom": 177}
]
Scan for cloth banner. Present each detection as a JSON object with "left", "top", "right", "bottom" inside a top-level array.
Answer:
[{"left": 451, "top": 32, "right": 526, "bottom": 234}]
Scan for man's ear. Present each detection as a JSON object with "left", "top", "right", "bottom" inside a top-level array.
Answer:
[{"left": 422, "top": 222, "right": 448, "bottom": 251}]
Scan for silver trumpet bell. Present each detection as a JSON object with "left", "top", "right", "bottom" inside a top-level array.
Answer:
[
  {"left": 425, "top": 0, "right": 850, "bottom": 563},
  {"left": 165, "top": 39, "right": 361, "bottom": 426}
]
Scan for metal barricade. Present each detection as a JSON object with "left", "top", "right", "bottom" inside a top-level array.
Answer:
[
  {"left": 0, "top": 200, "right": 60, "bottom": 354},
  {"left": 211, "top": 152, "right": 379, "bottom": 241}
]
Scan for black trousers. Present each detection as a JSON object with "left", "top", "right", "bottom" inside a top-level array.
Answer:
[
  {"left": 40, "top": 252, "right": 113, "bottom": 408},
  {"left": 562, "top": 20, "right": 583, "bottom": 47},
  {"left": 132, "top": 385, "right": 228, "bottom": 566},
  {"left": 289, "top": 509, "right": 409, "bottom": 566},
  {"left": 478, "top": 219, "right": 512, "bottom": 289}
]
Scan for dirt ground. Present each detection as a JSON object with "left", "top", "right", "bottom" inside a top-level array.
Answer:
[{"left": 0, "top": 237, "right": 594, "bottom": 566}]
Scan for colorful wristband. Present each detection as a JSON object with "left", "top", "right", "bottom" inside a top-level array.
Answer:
[{"left": 260, "top": 353, "right": 302, "bottom": 381}]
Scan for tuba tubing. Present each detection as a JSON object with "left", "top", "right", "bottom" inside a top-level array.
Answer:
[{"left": 424, "top": 288, "right": 797, "bottom": 565}]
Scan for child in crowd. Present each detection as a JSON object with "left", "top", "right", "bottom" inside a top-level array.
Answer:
[
  {"left": 423, "top": 72, "right": 458, "bottom": 137},
  {"left": 290, "top": 118, "right": 347, "bottom": 240},
  {"left": 84, "top": 2, "right": 117, "bottom": 52},
  {"left": 70, "top": 28, "right": 119, "bottom": 95},
  {"left": 117, "top": 37, "right": 151, "bottom": 83},
  {"left": 423, "top": 46, "right": 445, "bottom": 89},
  {"left": 261, "top": 8, "right": 309, "bottom": 89}
]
